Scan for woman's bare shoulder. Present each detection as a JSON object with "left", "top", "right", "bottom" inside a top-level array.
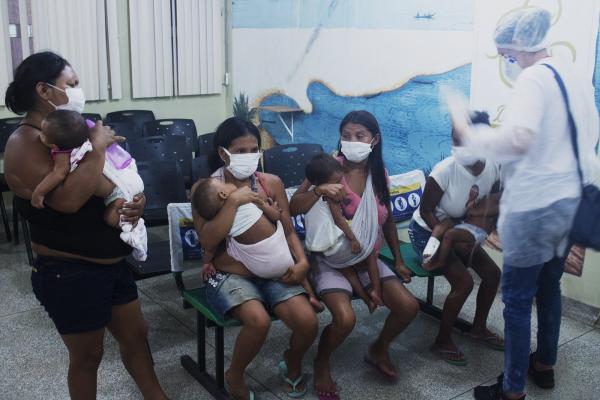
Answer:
[{"left": 4, "top": 127, "right": 52, "bottom": 193}]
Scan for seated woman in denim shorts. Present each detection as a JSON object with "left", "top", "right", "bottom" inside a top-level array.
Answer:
[
  {"left": 192, "top": 117, "right": 318, "bottom": 399},
  {"left": 409, "top": 113, "right": 504, "bottom": 366}
]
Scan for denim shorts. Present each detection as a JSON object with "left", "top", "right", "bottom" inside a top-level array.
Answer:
[
  {"left": 205, "top": 272, "right": 306, "bottom": 318},
  {"left": 408, "top": 219, "right": 431, "bottom": 262},
  {"left": 31, "top": 256, "right": 138, "bottom": 335},
  {"left": 454, "top": 223, "right": 489, "bottom": 245}
]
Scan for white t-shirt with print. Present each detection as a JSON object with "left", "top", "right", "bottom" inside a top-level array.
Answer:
[{"left": 412, "top": 156, "right": 501, "bottom": 231}]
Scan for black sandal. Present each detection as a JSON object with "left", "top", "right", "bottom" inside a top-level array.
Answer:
[{"left": 528, "top": 352, "right": 555, "bottom": 389}]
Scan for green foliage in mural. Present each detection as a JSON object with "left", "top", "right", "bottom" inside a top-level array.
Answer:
[{"left": 233, "top": 92, "right": 257, "bottom": 123}]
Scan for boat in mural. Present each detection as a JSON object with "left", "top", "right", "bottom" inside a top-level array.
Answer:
[{"left": 415, "top": 12, "right": 436, "bottom": 19}]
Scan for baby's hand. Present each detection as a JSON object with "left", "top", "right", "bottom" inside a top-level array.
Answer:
[
  {"left": 201, "top": 263, "right": 217, "bottom": 281},
  {"left": 350, "top": 238, "right": 361, "bottom": 254},
  {"left": 31, "top": 193, "right": 45, "bottom": 209},
  {"left": 260, "top": 198, "right": 282, "bottom": 221},
  {"left": 466, "top": 199, "right": 478, "bottom": 211}
]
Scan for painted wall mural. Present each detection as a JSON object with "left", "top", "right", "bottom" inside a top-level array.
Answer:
[
  {"left": 233, "top": 0, "right": 474, "bottom": 174},
  {"left": 232, "top": 0, "right": 600, "bottom": 276}
]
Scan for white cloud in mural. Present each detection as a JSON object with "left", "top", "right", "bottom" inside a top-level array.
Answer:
[{"left": 233, "top": 28, "right": 473, "bottom": 111}]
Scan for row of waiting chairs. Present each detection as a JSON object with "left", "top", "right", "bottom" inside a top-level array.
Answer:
[{"left": 86, "top": 110, "right": 215, "bottom": 157}]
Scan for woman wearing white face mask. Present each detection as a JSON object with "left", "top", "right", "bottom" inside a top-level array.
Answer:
[
  {"left": 409, "top": 112, "right": 504, "bottom": 366},
  {"left": 452, "top": 8, "right": 600, "bottom": 400},
  {"left": 290, "top": 110, "right": 419, "bottom": 399},
  {"left": 3, "top": 52, "right": 167, "bottom": 398},
  {"left": 191, "top": 117, "right": 318, "bottom": 399},
  {"left": 45, "top": 82, "right": 86, "bottom": 113}
]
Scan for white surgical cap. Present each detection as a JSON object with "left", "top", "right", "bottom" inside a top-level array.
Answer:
[{"left": 494, "top": 7, "right": 552, "bottom": 52}]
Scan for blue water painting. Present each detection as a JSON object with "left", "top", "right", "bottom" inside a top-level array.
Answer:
[
  {"left": 233, "top": 0, "right": 474, "bottom": 31},
  {"left": 259, "top": 65, "right": 471, "bottom": 175},
  {"left": 594, "top": 20, "right": 600, "bottom": 112}
]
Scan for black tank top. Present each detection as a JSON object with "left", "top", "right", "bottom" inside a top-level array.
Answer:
[{"left": 14, "top": 196, "right": 132, "bottom": 259}]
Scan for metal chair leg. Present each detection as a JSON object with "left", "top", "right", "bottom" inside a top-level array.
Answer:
[
  {"left": 0, "top": 193, "right": 11, "bottom": 242},
  {"left": 180, "top": 311, "right": 227, "bottom": 399},
  {"left": 22, "top": 219, "right": 34, "bottom": 266},
  {"left": 215, "top": 326, "right": 225, "bottom": 390},
  {"left": 12, "top": 196, "right": 19, "bottom": 244}
]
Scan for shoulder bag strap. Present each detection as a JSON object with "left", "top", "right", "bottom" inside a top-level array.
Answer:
[{"left": 542, "top": 63, "right": 584, "bottom": 187}]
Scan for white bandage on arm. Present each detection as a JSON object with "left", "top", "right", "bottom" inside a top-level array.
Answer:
[
  {"left": 422, "top": 236, "right": 441, "bottom": 264},
  {"left": 463, "top": 123, "right": 536, "bottom": 163}
]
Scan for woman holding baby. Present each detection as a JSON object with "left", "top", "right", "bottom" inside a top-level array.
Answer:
[
  {"left": 191, "top": 117, "right": 318, "bottom": 399},
  {"left": 290, "top": 110, "right": 419, "bottom": 399},
  {"left": 408, "top": 112, "right": 504, "bottom": 366},
  {"left": 4, "top": 52, "right": 167, "bottom": 399}
]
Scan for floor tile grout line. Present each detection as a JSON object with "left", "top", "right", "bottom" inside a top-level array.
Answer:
[
  {"left": 0, "top": 305, "right": 43, "bottom": 320},
  {"left": 556, "top": 326, "right": 595, "bottom": 348}
]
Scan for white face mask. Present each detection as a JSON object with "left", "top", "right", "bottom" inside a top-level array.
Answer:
[
  {"left": 341, "top": 140, "right": 373, "bottom": 163},
  {"left": 503, "top": 55, "right": 523, "bottom": 81},
  {"left": 47, "top": 84, "right": 86, "bottom": 113},
  {"left": 222, "top": 147, "right": 261, "bottom": 180},
  {"left": 452, "top": 146, "right": 482, "bottom": 167}
]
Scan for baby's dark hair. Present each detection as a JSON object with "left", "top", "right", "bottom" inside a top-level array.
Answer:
[
  {"left": 470, "top": 111, "right": 491, "bottom": 126},
  {"left": 192, "top": 178, "right": 223, "bottom": 221},
  {"left": 43, "top": 110, "right": 89, "bottom": 150},
  {"left": 305, "top": 153, "right": 343, "bottom": 186}
]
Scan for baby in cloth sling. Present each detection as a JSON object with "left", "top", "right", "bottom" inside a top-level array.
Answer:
[
  {"left": 32, "top": 110, "right": 147, "bottom": 260},
  {"left": 303, "top": 154, "right": 383, "bottom": 312},
  {"left": 422, "top": 185, "right": 501, "bottom": 270},
  {"left": 192, "top": 177, "right": 322, "bottom": 311}
]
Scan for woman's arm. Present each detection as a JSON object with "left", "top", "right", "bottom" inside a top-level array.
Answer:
[
  {"left": 4, "top": 123, "right": 121, "bottom": 213},
  {"left": 382, "top": 203, "right": 412, "bottom": 281},
  {"left": 190, "top": 198, "right": 252, "bottom": 277},
  {"left": 289, "top": 178, "right": 346, "bottom": 216},
  {"left": 31, "top": 153, "right": 70, "bottom": 209},
  {"left": 419, "top": 177, "right": 454, "bottom": 235},
  {"left": 265, "top": 174, "right": 309, "bottom": 284},
  {"left": 46, "top": 122, "right": 126, "bottom": 213},
  {"left": 191, "top": 180, "right": 263, "bottom": 249}
]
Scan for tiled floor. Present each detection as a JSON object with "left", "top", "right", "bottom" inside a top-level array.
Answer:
[{"left": 1, "top": 228, "right": 599, "bottom": 400}]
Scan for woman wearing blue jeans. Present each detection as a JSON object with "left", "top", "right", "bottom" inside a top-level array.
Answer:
[{"left": 452, "top": 8, "right": 600, "bottom": 400}]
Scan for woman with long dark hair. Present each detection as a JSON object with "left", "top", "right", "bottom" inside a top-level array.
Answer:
[{"left": 290, "top": 110, "right": 419, "bottom": 399}]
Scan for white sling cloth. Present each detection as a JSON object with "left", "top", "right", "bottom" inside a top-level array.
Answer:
[{"left": 323, "top": 174, "right": 379, "bottom": 268}]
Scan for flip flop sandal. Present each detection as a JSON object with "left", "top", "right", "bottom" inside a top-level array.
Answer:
[
  {"left": 431, "top": 346, "right": 468, "bottom": 366},
  {"left": 469, "top": 332, "right": 505, "bottom": 351},
  {"left": 317, "top": 394, "right": 340, "bottom": 400},
  {"left": 224, "top": 381, "right": 255, "bottom": 400},
  {"left": 363, "top": 355, "right": 398, "bottom": 382},
  {"left": 278, "top": 360, "right": 308, "bottom": 398}
]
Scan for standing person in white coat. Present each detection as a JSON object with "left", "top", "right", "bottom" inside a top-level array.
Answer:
[{"left": 452, "top": 8, "right": 600, "bottom": 400}]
